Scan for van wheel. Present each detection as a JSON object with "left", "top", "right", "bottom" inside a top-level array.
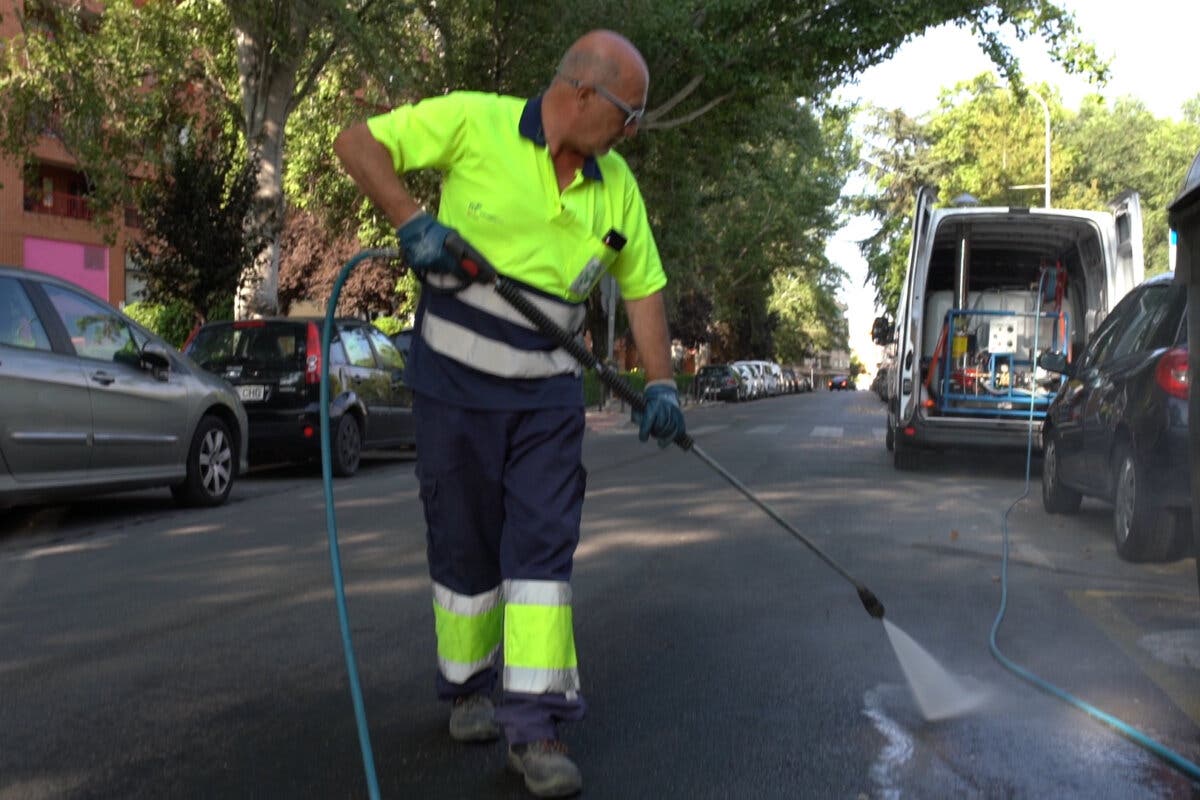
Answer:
[
  {"left": 1041, "top": 438, "right": 1081, "bottom": 514},
  {"left": 1112, "top": 444, "right": 1178, "bottom": 561},
  {"left": 893, "top": 437, "right": 918, "bottom": 471},
  {"left": 332, "top": 413, "right": 362, "bottom": 477},
  {"left": 172, "top": 416, "right": 235, "bottom": 507}
]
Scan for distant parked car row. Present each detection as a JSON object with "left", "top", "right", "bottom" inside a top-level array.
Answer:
[
  {"left": 694, "top": 360, "right": 813, "bottom": 402},
  {"left": 0, "top": 262, "right": 425, "bottom": 514}
]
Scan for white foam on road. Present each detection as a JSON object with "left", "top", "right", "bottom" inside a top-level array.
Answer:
[{"left": 862, "top": 687, "right": 914, "bottom": 800}]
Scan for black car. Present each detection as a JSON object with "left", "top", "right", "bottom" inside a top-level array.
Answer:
[
  {"left": 695, "top": 364, "right": 744, "bottom": 402},
  {"left": 1039, "top": 273, "right": 1190, "bottom": 561},
  {"left": 828, "top": 374, "right": 851, "bottom": 391},
  {"left": 184, "top": 318, "right": 414, "bottom": 476},
  {"left": 391, "top": 327, "right": 414, "bottom": 358}
]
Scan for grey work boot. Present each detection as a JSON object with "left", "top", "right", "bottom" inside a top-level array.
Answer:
[
  {"left": 507, "top": 740, "right": 582, "bottom": 798},
  {"left": 448, "top": 694, "right": 500, "bottom": 743}
]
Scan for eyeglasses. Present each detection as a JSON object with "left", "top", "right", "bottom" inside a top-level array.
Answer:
[{"left": 557, "top": 74, "right": 645, "bottom": 128}]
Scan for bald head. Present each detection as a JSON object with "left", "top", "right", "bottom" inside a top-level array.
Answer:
[
  {"left": 558, "top": 30, "right": 648, "bottom": 90},
  {"left": 544, "top": 30, "right": 649, "bottom": 158}
]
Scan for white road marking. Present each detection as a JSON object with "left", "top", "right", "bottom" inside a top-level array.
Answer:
[
  {"left": 746, "top": 425, "right": 785, "bottom": 435},
  {"left": 686, "top": 425, "right": 728, "bottom": 437},
  {"left": 811, "top": 426, "right": 843, "bottom": 438}
]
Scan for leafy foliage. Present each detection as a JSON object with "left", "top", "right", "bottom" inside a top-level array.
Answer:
[
  {"left": 1, "top": 0, "right": 1106, "bottom": 360},
  {"left": 854, "top": 76, "right": 1200, "bottom": 316},
  {"left": 123, "top": 300, "right": 196, "bottom": 348},
  {"left": 129, "top": 131, "right": 267, "bottom": 325}
]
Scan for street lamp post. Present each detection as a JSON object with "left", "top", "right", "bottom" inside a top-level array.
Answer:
[
  {"left": 1005, "top": 87, "right": 1052, "bottom": 208},
  {"left": 1031, "top": 88, "right": 1051, "bottom": 209}
]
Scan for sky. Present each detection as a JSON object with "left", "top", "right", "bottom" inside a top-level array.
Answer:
[{"left": 827, "top": 0, "right": 1200, "bottom": 373}]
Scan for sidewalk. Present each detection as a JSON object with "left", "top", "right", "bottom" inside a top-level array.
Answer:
[
  {"left": 585, "top": 396, "right": 717, "bottom": 434},
  {"left": 585, "top": 403, "right": 632, "bottom": 433}
]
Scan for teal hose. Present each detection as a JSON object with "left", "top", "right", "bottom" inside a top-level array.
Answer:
[
  {"left": 990, "top": 272, "right": 1200, "bottom": 784},
  {"left": 319, "top": 248, "right": 396, "bottom": 800}
]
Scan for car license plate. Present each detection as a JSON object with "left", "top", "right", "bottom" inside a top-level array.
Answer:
[{"left": 238, "top": 385, "right": 266, "bottom": 402}]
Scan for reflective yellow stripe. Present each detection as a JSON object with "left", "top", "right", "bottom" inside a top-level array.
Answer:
[
  {"left": 433, "top": 582, "right": 504, "bottom": 676},
  {"left": 503, "top": 579, "right": 577, "bottom": 689}
]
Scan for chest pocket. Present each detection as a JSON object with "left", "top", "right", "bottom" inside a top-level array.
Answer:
[{"left": 549, "top": 209, "right": 621, "bottom": 302}]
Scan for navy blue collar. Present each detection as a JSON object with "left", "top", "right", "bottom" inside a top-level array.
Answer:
[{"left": 519, "top": 95, "right": 603, "bottom": 181}]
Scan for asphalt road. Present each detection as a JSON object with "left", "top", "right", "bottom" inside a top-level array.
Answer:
[{"left": 1, "top": 390, "right": 1197, "bottom": 799}]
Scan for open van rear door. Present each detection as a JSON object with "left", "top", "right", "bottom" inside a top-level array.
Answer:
[
  {"left": 893, "top": 185, "right": 937, "bottom": 427},
  {"left": 1110, "top": 190, "right": 1145, "bottom": 306}
]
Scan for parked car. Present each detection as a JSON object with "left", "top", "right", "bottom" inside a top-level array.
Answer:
[
  {"left": 781, "top": 367, "right": 799, "bottom": 394},
  {"left": 391, "top": 327, "right": 413, "bottom": 358},
  {"left": 0, "top": 266, "right": 248, "bottom": 509},
  {"left": 183, "top": 317, "right": 414, "bottom": 476},
  {"left": 828, "top": 374, "right": 851, "bottom": 391},
  {"left": 695, "top": 364, "right": 743, "bottom": 402},
  {"left": 732, "top": 363, "right": 759, "bottom": 399},
  {"left": 1039, "top": 272, "right": 1190, "bottom": 562}
]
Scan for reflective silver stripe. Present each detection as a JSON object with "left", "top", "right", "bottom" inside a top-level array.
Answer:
[
  {"left": 432, "top": 581, "right": 502, "bottom": 616},
  {"left": 440, "top": 645, "right": 501, "bottom": 684},
  {"left": 503, "top": 579, "right": 572, "bottom": 606},
  {"left": 504, "top": 664, "right": 581, "bottom": 694},
  {"left": 422, "top": 313, "right": 581, "bottom": 378},
  {"left": 451, "top": 281, "right": 587, "bottom": 333}
]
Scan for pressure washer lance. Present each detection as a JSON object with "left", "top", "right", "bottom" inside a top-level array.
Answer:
[{"left": 444, "top": 232, "right": 885, "bottom": 620}]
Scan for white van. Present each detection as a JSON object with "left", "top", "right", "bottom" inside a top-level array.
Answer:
[{"left": 878, "top": 188, "right": 1144, "bottom": 469}]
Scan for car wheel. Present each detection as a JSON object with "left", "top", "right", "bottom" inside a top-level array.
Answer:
[
  {"left": 1112, "top": 443, "right": 1179, "bottom": 561},
  {"left": 332, "top": 413, "right": 362, "bottom": 477},
  {"left": 1041, "top": 437, "right": 1082, "bottom": 514},
  {"left": 171, "top": 415, "right": 235, "bottom": 507}
]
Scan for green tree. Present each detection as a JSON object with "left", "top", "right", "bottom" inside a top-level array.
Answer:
[
  {"left": 854, "top": 77, "right": 1200, "bottom": 315},
  {"left": 130, "top": 130, "right": 266, "bottom": 327},
  {"left": 1, "top": 0, "right": 1105, "bottom": 340}
]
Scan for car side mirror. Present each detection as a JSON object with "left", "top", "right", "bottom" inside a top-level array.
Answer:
[
  {"left": 871, "top": 315, "right": 894, "bottom": 346},
  {"left": 141, "top": 341, "right": 172, "bottom": 373},
  {"left": 1037, "top": 351, "right": 1070, "bottom": 376}
]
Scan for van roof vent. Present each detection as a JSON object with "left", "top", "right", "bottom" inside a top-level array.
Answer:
[{"left": 952, "top": 193, "right": 980, "bottom": 207}]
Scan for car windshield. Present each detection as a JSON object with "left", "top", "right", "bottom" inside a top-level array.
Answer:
[{"left": 187, "top": 323, "right": 310, "bottom": 371}]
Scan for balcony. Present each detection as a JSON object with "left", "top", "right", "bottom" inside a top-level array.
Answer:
[{"left": 24, "top": 191, "right": 94, "bottom": 221}]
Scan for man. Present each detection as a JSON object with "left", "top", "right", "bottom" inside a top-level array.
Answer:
[{"left": 334, "top": 29, "right": 684, "bottom": 799}]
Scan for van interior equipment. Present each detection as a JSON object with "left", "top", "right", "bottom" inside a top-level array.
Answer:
[{"left": 884, "top": 187, "right": 1144, "bottom": 467}]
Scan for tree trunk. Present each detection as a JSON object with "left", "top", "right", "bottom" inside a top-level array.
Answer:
[{"left": 230, "top": 12, "right": 303, "bottom": 319}]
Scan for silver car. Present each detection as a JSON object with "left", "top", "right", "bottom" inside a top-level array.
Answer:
[{"left": 0, "top": 266, "right": 248, "bottom": 509}]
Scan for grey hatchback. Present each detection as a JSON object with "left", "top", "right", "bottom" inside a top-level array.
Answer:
[{"left": 0, "top": 266, "right": 248, "bottom": 509}]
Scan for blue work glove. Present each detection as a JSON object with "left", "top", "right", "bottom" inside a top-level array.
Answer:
[
  {"left": 397, "top": 212, "right": 472, "bottom": 283},
  {"left": 633, "top": 381, "right": 686, "bottom": 448}
]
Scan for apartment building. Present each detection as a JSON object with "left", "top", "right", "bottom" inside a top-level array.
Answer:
[{"left": 0, "top": 1, "right": 142, "bottom": 306}]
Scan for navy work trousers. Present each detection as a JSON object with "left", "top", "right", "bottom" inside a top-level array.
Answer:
[{"left": 413, "top": 393, "right": 588, "bottom": 743}]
